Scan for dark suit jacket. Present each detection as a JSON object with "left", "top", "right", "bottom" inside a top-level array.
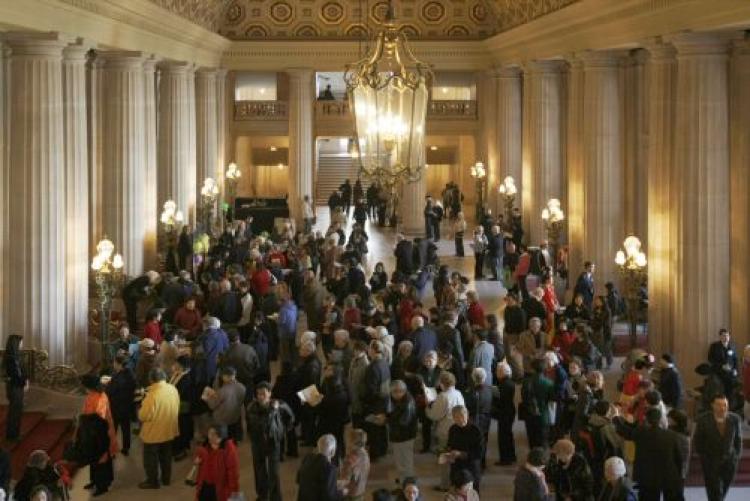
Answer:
[
  {"left": 707, "top": 341, "right": 739, "bottom": 376},
  {"left": 297, "top": 453, "right": 344, "bottom": 501},
  {"left": 574, "top": 272, "right": 595, "bottom": 305},
  {"left": 693, "top": 411, "right": 742, "bottom": 467},
  {"left": 394, "top": 240, "right": 415, "bottom": 275},
  {"left": 658, "top": 366, "right": 684, "bottom": 409},
  {"left": 106, "top": 367, "right": 136, "bottom": 420},
  {"left": 464, "top": 384, "right": 493, "bottom": 433},
  {"left": 614, "top": 418, "right": 684, "bottom": 492}
]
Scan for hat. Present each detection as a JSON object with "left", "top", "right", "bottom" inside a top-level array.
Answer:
[
  {"left": 140, "top": 338, "right": 156, "bottom": 349},
  {"left": 80, "top": 374, "right": 102, "bottom": 391},
  {"left": 527, "top": 447, "right": 547, "bottom": 467}
]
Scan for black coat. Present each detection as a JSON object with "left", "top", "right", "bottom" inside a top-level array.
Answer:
[
  {"left": 492, "top": 378, "right": 517, "bottom": 421},
  {"left": 658, "top": 366, "right": 684, "bottom": 409},
  {"left": 693, "top": 411, "right": 743, "bottom": 467},
  {"left": 708, "top": 341, "right": 739, "bottom": 377},
  {"left": 597, "top": 478, "right": 637, "bottom": 501},
  {"left": 513, "top": 468, "right": 548, "bottom": 501},
  {"left": 106, "top": 367, "right": 136, "bottom": 420},
  {"left": 247, "top": 399, "right": 295, "bottom": 454},
  {"left": 394, "top": 240, "right": 415, "bottom": 275},
  {"left": 297, "top": 453, "right": 344, "bottom": 501},
  {"left": 388, "top": 393, "right": 418, "bottom": 443},
  {"left": 464, "top": 384, "right": 493, "bottom": 433},
  {"left": 296, "top": 355, "right": 322, "bottom": 392},
  {"left": 522, "top": 297, "right": 548, "bottom": 326},
  {"left": 363, "top": 357, "right": 391, "bottom": 414},
  {"left": 447, "top": 422, "right": 483, "bottom": 469},
  {"left": 614, "top": 418, "right": 684, "bottom": 492},
  {"left": 316, "top": 381, "right": 351, "bottom": 435},
  {"left": 488, "top": 233, "right": 504, "bottom": 258},
  {"left": 503, "top": 305, "right": 527, "bottom": 336},
  {"left": 545, "top": 452, "right": 595, "bottom": 501}
]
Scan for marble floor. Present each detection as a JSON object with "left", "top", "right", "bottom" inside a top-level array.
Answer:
[{"left": 56, "top": 207, "right": 740, "bottom": 499}]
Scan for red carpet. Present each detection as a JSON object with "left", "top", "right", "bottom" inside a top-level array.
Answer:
[{"left": 0, "top": 406, "right": 75, "bottom": 480}]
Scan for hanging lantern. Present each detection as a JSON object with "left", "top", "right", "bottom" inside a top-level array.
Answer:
[{"left": 344, "top": 1, "right": 432, "bottom": 187}]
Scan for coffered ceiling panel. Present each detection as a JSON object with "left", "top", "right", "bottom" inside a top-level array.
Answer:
[{"left": 215, "top": 0, "right": 580, "bottom": 40}]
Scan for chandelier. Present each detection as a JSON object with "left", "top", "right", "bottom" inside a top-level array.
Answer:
[{"left": 344, "top": 1, "right": 432, "bottom": 187}]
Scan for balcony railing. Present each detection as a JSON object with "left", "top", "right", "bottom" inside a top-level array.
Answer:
[
  {"left": 235, "top": 99, "right": 478, "bottom": 121},
  {"left": 235, "top": 100, "right": 288, "bottom": 120}
]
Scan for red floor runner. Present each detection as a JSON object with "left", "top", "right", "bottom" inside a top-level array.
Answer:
[{"left": 9, "top": 419, "right": 73, "bottom": 480}]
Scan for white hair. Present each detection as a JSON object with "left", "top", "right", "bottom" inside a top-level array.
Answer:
[
  {"left": 300, "top": 331, "right": 317, "bottom": 345},
  {"left": 333, "top": 329, "right": 349, "bottom": 342},
  {"left": 300, "top": 340, "right": 316, "bottom": 354},
  {"left": 544, "top": 351, "right": 560, "bottom": 366},
  {"left": 317, "top": 434, "right": 337, "bottom": 459},
  {"left": 472, "top": 367, "right": 487, "bottom": 384},
  {"left": 605, "top": 456, "right": 626, "bottom": 479},
  {"left": 375, "top": 326, "right": 389, "bottom": 339},
  {"left": 204, "top": 316, "right": 221, "bottom": 330}
]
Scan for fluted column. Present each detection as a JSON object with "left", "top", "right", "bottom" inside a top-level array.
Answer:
[
  {"left": 645, "top": 39, "right": 677, "bottom": 357},
  {"left": 87, "top": 53, "right": 105, "bottom": 253},
  {"left": 196, "top": 69, "right": 219, "bottom": 202},
  {"left": 566, "top": 57, "right": 585, "bottom": 282},
  {"left": 0, "top": 44, "right": 6, "bottom": 337},
  {"left": 143, "top": 57, "right": 158, "bottom": 268},
  {"left": 581, "top": 51, "right": 624, "bottom": 286},
  {"left": 63, "top": 40, "right": 90, "bottom": 364},
  {"left": 216, "top": 69, "right": 228, "bottom": 188},
  {"left": 522, "top": 60, "right": 563, "bottom": 245},
  {"left": 400, "top": 178, "right": 427, "bottom": 237},
  {"left": 287, "top": 68, "right": 314, "bottom": 224},
  {"left": 622, "top": 50, "right": 649, "bottom": 243},
  {"left": 730, "top": 38, "right": 750, "bottom": 350},
  {"left": 672, "top": 33, "right": 730, "bottom": 383},
  {"left": 477, "top": 70, "right": 497, "bottom": 210},
  {"left": 158, "top": 62, "right": 197, "bottom": 225},
  {"left": 6, "top": 33, "right": 67, "bottom": 362},
  {"left": 101, "top": 52, "right": 146, "bottom": 277},
  {"left": 496, "top": 66, "right": 523, "bottom": 207}
]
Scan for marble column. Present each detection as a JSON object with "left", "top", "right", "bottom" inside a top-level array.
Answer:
[
  {"left": 216, "top": 69, "right": 228, "bottom": 187},
  {"left": 400, "top": 177, "right": 427, "bottom": 237},
  {"left": 196, "top": 69, "right": 219, "bottom": 204},
  {"left": 566, "top": 56, "right": 586, "bottom": 283},
  {"left": 522, "top": 60, "right": 563, "bottom": 246},
  {"left": 0, "top": 44, "right": 6, "bottom": 336},
  {"left": 581, "top": 51, "right": 624, "bottom": 286},
  {"left": 158, "top": 62, "right": 197, "bottom": 225},
  {"left": 477, "top": 70, "right": 497, "bottom": 211},
  {"left": 287, "top": 68, "right": 314, "bottom": 225},
  {"left": 622, "top": 50, "right": 649, "bottom": 243},
  {"left": 63, "top": 39, "right": 90, "bottom": 364},
  {"left": 671, "top": 33, "right": 730, "bottom": 383},
  {"left": 87, "top": 52, "right": 105, "bottom": 253},
  {"left": 101, "top": 52, "right": 146, "bottom": 278},
  {"left": 5, "top": 33, "right": 67, "bottom": 362},
  {"left": 644, "top": 39, "right": 677, "bottom": 357},
  {"left": 496, "top": 66, "right": 522, "bottom": 215},
  {"left": 143, "top": 57, "right": 158, "bottom": 269},
  {"left": 730, "top": 38, "right": 750, "bottom": 349}
]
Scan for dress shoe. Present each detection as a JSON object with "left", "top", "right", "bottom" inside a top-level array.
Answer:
[
  {"left": 83, "top": 483, "right": 95, "bottom": 490},
  {"left": 138, "top": 481, "right": 160, "bottom": 489}
]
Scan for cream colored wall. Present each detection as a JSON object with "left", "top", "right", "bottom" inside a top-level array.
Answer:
[{"left": 234, "top": 136, "right": 290, "bottom": 198}]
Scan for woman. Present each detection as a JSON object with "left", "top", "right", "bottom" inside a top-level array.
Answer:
[
  {"left": 80, "top": 374, "right": 119, "bottom": 496},
  {"left": 590, "top": 296, "right": 613, "bottom": 369},
  {"left": 470, "top": 226, "right": 488, "bottom": 280},
  {"left": 388, "top": 380, "right": 418, "bottom": 483},
  {"left": 426, "top": 372, "right": 465, "bottom": 491},
  {"left": 317, "top": 364, "right": 351, "bottom": 461},
  {"left": 339, "top": 428, "right": 370, "bottom": 501},
  {"left": 369, "top": 262, "right": 388, "bottom": 294},
  {"left": 3, "top": 334, "right": 27, "bottom": 441},
  {"left": 143, "top": 309, "right": 164, "bottom": 348},
  {"left": 391, "top": 341, "right": 414, "bottom": 382},
  {"left": 453, "top": 212, "right": 467, "bottom": 257},
  {"left": 415, "top": 351, "right": 442, "bottom": 453},
  {"left": 193, "top": 425, "right": 240, "bottom": 501},
  {"left": 12, "top": 451, "right": 63, "bottom": 501},
  {"left": 541, "top": 275, "right": 560, "bottom": 336},
  {"left": 444, "top": 469, "right": 480, "bottom": 501}
]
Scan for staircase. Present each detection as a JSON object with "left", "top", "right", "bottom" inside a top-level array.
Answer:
[
  {"left": 0, "top": 406, "right": 75, "bottom": 480},
  {"left": 316, "top": 154, "right": 370, "bottom": 205}
]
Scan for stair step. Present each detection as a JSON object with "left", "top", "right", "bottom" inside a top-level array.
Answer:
[
  {"left": 10, "top": 418, "right": 74, "bottom": 480},
  {"left": 0, "top": 410, "right": 46, "bottom": 448}
]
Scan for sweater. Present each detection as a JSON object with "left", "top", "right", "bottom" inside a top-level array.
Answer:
[{"left": 138, "top": 380, "right": 180, "bottom": 443}]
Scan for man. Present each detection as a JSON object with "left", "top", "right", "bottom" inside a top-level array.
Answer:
[
  {"left": 200, "top": 316, "right": 230, "bottom": 383},
  {"left": 109, "top": 324, "right": 140, "bottom": 369},
  {"left": 544, "top": 439, "right": 595, "bottom": 501},
  {"left": 277, "top": 289, "right": 298, "bottom": 365},
  {"left": 138, "top": 368, "right": 180, "bottom": 489},
  {"left": 302, "top": 270, "right": 326, "bottom": 333},
  {"left": 327, "top": 190, "right": 341, "bottom": 215},
  {"left": 296, "top": 434, "right": 346, "bottom": 500},
  {"left": 520, "top": 358, "right": 555, "bottom": 449},
  {"left": 205, "top": 366, "right": 246, "bottom": 443},
  {"left": 437, "top": 311, "right": 466, "bottom": 371},
  {"left": 693, "top": 394, "right": 743, "bottom": 501},
  {"left": 522, "top": 288, "right": 548, "bottom": 333},
  {"left": 221, "top": 330, "right": 259, "bottom": 402},
  {"left": 463, "top": 368, "right": 493, "bottom": 470},
  {"left": 348, "top": 340, "right": 370, "bottom": 429},
  {"left": 302, "top": 194, "right": 315, "bottom": 234},
  {"left": 411, "top": 315, "right": 438, "bottom": 363},
  {"left": 502, "top": 293, "right": 527, "bottom": 353},
  {"left": 517, "top": 318, "right": 547, "bottom": 373},
  {"left": 122, "top": 270, "right": 160, "bottom": 331},
  {"left": 177, "top": 225, "right": 192, "bottom": 271},
  {"left": 394, "top": 235, "right": 415, "bottom": 276},
  {"left": 340, "top": 179, "right": 352, "bottom": 216},
  {"left": 599, "top": 457, "right": 636, "bottom": 501},
  {"left": 467, "top": 329, "right": 494, "bottom": 378},
  {"left": 613, "top": 407, "right": 684, "bottom": 501},
  {"left": 658, "top": 353, "right": 684, "bottom": 409},
  {"left": 173, "top": 297, "right": 203, "bottom": 339},
  {"left": 573, "top": 261, "right": 596, "bottom": 309},
  {"left": 296, "top": 341, "right": 322, "bottom": 446},
  {"left": 513, "top": 448, "right": 550, "bottom": 501},
  {"left": 487, "top": 225, "right": 504, "bottom": 281},
  {"left": 708, "top": 329, "right": 739, "bottom": 403},
  {"left": 212, "top": 279, "right": 241, "bottom": 325},
  {"left": 248, "top": 381, "right": 295, "bottom": 501},
  {"left": 424, "top": 197, "right": 437, "bottom": 240},
  {"left": 106, "top": 353, "right": 136, "bottom": 456},
  {"left": 446, "top": 406, "right": 484, "bottom": 491},
  {"left": 363, "top": 340, "right": 391, "bottom": 461},
  {"left": 318, "top": 84, "right": 335, "bottom": 100},
  {"left": 492, "top": 362, "right": 517, "bottom": 466}
]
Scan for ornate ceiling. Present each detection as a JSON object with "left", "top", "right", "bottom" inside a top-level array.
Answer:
[{"left": 147, "top": 0, "right": 579, "bottom": 40}]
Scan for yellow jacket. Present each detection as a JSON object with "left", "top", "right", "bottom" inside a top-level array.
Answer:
[{"left": 138, "top": 380, "right": 180, "bottom": 444}]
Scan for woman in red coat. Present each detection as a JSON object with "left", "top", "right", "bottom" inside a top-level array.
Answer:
[
  {"left": 143, "top": 309, "right": 163, "bottom": 347},
  {"left": 466, "top": 291, "right": 487, "bottom": 329},
  {"left": 194, "top": 424, "right": 240, "bottom": 501}
]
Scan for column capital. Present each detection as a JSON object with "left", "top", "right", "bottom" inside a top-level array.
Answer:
[
  {"left": 642, "top": 37, "right": 676, "bottom": 62},
  {"left": 159, "top": 60, "right": 194, "bottom": 75},
  {"left": 101, "top": 51, "right": 146, "bottom": 70},
  {"left": 143, "top": 56, "right": 159, "bottom": 73},
  {"left": 3, "top": 31, "right": 67, "bottom": 57},
  {"left": 492, "top": 65, "right": 521, "bottom": 79},
  {"left": 62, "top": 38, "right": 94, "bottom": 61},
  {"left": 578, "top": 49, "right": 628, "bottom": 68},
  {"left": 523, "top": 59, "right": 564, "bottom": 75},
  {"left": 216, "top": 68, "right": 229, "bottom": 80},
  {"left": 667, "top": 32, "right": 730, "bottom": 56},
  {"left": 196, "top": 67, "right": 219, "bottom": 80},
  {"left": 286, "top": 67, "right": 315, "bottom": 80}
]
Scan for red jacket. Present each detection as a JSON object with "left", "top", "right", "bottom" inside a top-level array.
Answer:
[
  {"left": 251, "top": 269, "right": 273, "bottom": 297},
  {"left": 195, "top": 439, "right": 239, "bottom": 501},
  {"left": 467, "top": 302, "right": 487, "bottom": 329},
  {"left": 143, "top": 321, "right": 163, "bottom": 347}
]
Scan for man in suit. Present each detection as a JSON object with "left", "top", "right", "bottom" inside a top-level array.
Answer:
[
  {"left": 296, "top": 434, "right": 346, "bottom": 500},
  {"left": 708, "top": 329, "right": 739, "bottom": 404},
  {"left": 573, "top": 261, "right": 596, "bottom": 309},
  {"left": 221, "top": 330, "right": 259, "bottom": 403},
  {"left": 394, "top": 235, "right": 415, "bottom": 276},
  {"left": 613, "top": 407, "right": 684, "bottom": 501},
  {"left": 693, "top": 394, "right": 743, "bottom": 501},
  {"left": 658, "top": 353, "right": 684, "bottom": 409}
]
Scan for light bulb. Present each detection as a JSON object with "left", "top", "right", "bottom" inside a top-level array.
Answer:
[
  {"left": 112, "top": 254, "right": 124, "bottom": 270},
  {"left": 635, "top": 252, "right": 647, "bottom": 268},
  {"left": 623, "top": 235, "right": 642, "bottom": 257},
  {"left": 91, "top": 255, "right": 103, "bottom": 271},
  {"left": 164, "top": 200, "right": 176, "bottom": 212},
  {"left": 175, "top": 210, "right": 184, "bottom": 223},
  {"left": 615, "top": 250, "right": 626, "bottom": 266},
  {"left": 541, "top": 208, "right": 550, "bottom": 220},
  {"left": 97, "top": 238, "right": 114, "bottom": 259}
]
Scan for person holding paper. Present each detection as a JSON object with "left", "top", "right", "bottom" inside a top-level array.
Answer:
[
  {"left": 415, "top": 351, "right": 442, "bottom": 453},
  {"left": 426, "top": 371, "right": 465, "bottom": 491},
  {"left": 362, "top": 340, "right": 391, "bottom": 461},
  {"left": 295, "top": 341, "right": 322, "bottom": 446}
]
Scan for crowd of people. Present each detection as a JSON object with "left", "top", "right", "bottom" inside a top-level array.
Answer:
[{"left": 2, "top": 192, "right": 748, "bottom": 501}]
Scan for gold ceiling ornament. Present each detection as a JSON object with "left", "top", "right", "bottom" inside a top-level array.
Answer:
[{"left": 344, "top": 0, "right": 433, "bottom": 187}]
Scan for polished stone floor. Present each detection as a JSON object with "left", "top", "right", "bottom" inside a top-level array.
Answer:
[{"left": 59, "top": 207, "right": 741, "bottom": 500}]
